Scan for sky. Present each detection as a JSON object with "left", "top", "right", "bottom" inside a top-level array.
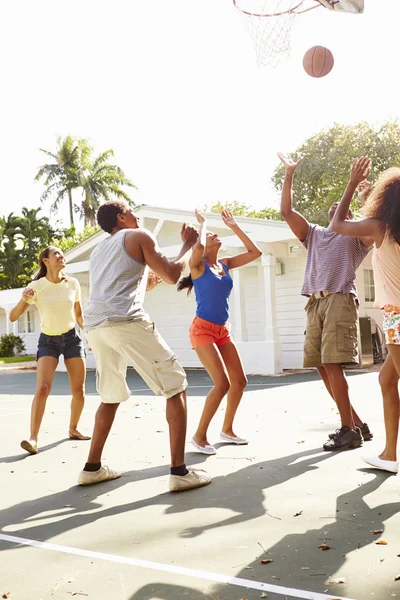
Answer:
[{"left": 1, "top": 0, "right": 398, "bottom": 229}]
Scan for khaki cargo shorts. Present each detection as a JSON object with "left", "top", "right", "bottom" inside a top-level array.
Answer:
[
  {"left": 86, "top": 319, "right": 188, "bottom": 403},
  {"left": 303, "top": 292, "right": 359, "bottom": 368}
]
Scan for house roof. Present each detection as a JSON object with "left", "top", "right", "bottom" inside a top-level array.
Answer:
[{"left": 64, "top": 204, "right": 296, "bottom": 262}]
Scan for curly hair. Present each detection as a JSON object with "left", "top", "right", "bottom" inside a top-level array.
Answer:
[{"left": 364, "top": 167, "right": 400, "bottom": 244}]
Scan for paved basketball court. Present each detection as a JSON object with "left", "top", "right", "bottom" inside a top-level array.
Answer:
[{"left": 0, "top": 368, "right": 399, "bottom": 600}]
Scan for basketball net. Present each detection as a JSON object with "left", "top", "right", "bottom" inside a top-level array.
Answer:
[{"left": 233, "top": 0, "right": 321, "bottom": 67}]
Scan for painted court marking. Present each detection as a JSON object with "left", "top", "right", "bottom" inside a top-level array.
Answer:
[{"left": 0, "top": 533, "right": 355, "bottom": 600}]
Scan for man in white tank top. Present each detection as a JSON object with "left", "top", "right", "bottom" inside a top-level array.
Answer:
[{"left": 78, "top": 200, "right": 211, "bottom": 492}]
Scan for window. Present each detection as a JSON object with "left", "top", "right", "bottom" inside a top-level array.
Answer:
[
  {"left": 18, "top": 310, "right": 36, "bottom": 333},
  {"left": 364, "top": 268, "right": 375, "bottom": 303}
]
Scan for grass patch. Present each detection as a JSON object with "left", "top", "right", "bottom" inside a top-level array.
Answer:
[{"left": 0, "top": 355, "right": 35, "bottom": 364}]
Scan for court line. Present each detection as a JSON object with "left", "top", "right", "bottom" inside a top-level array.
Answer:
[{"left": 0, "top": 533, "right": 355, "bottom": 600}]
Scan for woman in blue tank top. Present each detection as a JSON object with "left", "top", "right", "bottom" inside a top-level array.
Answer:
[{"left": 178, "top": 209, "right": 262, "bottom": 454}]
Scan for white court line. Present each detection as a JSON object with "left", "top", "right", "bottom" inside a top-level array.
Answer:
[{"left": 0, "top": 533, "right": 355, "bottom": 600}]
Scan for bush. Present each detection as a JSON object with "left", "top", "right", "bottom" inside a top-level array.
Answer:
[{"left": 0, "top": 334, "right": 26, "bottom": 358}]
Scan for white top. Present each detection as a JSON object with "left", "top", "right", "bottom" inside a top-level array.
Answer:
[
  {"left": 27, "top": 276, "right": 81, "bottom": 335},
  {"left": 84, "top": 229, "right": 149, "bottom": 331}
]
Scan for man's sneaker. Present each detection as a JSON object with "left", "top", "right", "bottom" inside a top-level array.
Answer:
[
  {"left": 328, "top": 422, "right": 373, "bottom": 442},
  {"left": 169, "top": 468, "right": 211, "bottom": 492},
  {"left": 360, "top": 423, "right": 373, "bottom": 441},
  {"left": 78, "top": 465, "right": 121, "bottom": 486},
  {"left": 323, "top": 426, "right": 363, "bottom": 451}
]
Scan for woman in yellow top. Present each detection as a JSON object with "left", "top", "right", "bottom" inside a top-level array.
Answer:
[
  {"left": 332, "top": 157, "right": 400, "bottom": 474},
  {"left": 10, "top": 245, "right": 89, "bottom": 454}
]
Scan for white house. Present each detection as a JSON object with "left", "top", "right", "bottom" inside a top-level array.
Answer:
[{"left": 0, "top": 205, "right": 384, "bottom": 374}]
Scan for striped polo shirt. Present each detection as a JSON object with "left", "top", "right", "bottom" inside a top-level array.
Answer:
[
  {"left": 301, "top": 224, "right": 370, "bottom": 297},
  {"left": 84, "top": 229, "right": 149, "bottom": 330}
]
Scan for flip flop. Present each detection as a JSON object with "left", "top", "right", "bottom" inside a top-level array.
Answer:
[
  {"left": 69, "top": 432, "right": 91, "bottom": 441},
  {"left": 21, "top": 440, "right": 38, "bottom": 455}
]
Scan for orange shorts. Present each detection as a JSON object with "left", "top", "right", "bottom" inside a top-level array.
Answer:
[{"left": 189, "top": 316, "right": 232, "bottom": 349}]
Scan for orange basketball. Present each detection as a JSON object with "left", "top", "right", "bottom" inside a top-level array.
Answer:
[{"left": 303, "top": 46, "right": 334, "bottom": 78}]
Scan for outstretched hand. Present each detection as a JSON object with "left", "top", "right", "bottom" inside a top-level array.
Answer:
[
  {"left": 146, "top": 270, "right": 162, "bottom": 291},
  {"left": 181, "top": 223, "right": 199, "bottom": 247},
  {"left": 195, "top": 209, "right": 206, "bottom": 224},
  {"left": 350, "top": 156, "right": 371, "bottom": 187},
  {"left": 221, "top": 209, "right": 238, "bottom": 229},
  {"left": 277, "top": 152, "right": 302, "bottom": 173}
]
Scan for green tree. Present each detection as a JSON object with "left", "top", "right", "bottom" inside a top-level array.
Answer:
[
  {"left": 53, "top": 225, "right": 100, "bottom": 253},
  {"left": 35, "top": 135, "right": 81, "bottom": 227},
  {"left": 0, "top": 214, "right": 28, "bottom": 289},
  {"left": 17, "top": 207, "right": 55, "bottom": 269},
  {"left": 205, "top": 200, "right": 282, "bottom": 221},
  {"left": 271, "top": 120, "right": 400, "bottom": 226},
  {"left": 76, "top": 147, "right": 137, "bottom": 227}
]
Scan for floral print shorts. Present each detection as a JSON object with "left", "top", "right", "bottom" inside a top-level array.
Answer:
[{"left": 382, "top": 305, "right": 400, "bottom": 345}]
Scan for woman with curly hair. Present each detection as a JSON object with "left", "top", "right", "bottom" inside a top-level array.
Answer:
[
  {"left": 332, "top": 158, "right": 400, "bottom": 473},
  {"left": 178, "top": 209, "right": 262, "bottom": 455},
  {"left": 10, "top": 246, "right": 89, "bottom": 455}
]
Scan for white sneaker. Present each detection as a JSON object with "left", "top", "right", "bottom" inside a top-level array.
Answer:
[
  {"left": 169, "top": 468, "right": 211, "bottom": 492},
  {"left": 220, "top": 432, "right": 248, "bottom": 445},
  {"left": 362, "top": 455, "right": 398, "bottom": 473},
  {"left": 191, "top": 438, "right": 216, "bottom": 455},
  {"left": 78, "top": 465, "right": 121, "bottom": 485}
]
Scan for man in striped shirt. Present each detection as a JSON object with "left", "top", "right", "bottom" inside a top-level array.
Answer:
[{"left": 278, "top": 153, "right": 374, "bottom": 451}]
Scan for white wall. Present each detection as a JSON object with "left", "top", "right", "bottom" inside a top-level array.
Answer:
[{"left": 275, "top": 249, "right": 307, "bottom": 370}]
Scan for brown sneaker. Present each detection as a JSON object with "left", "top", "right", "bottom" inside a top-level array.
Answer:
[{"left": 323, "top": 426, "right": 362, "bottom": 451}]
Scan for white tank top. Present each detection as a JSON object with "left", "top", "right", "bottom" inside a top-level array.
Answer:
[{"left": 84, "top": 229, "right": 149, "bottom": 330}]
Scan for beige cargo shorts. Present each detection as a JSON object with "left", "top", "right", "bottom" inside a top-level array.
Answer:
[
  {"left": 303, "top": 292, "right": 359, "bottom": 368},
  {"left": 87, "top": 319, "right": 188, "bottom": 403}
]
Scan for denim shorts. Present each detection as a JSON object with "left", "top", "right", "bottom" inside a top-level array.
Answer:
[{"left": 36, "top": 328, "right": 86, "bottom": 361}]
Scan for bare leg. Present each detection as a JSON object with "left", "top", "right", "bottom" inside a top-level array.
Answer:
[
  {"left": 379, "top": 349, "right": 400, "bottom": 462},
  {"left": 21, "top": 356, "right": 58, "bottom": 453},
  {"left": 193, "top": 344, "right": 230, "bottom": 447},
  {"left": 317, "top": 366, "right": 364, "bottom": 427},
  {"left": 322, "top": 363, "right": 355, "bottom": 430},
  {"left": 65, "top": 357, "right": 90, "bottom": 439},
  {"left": 166, "top": 391, "right": 187, "bottom": 467},
  {"left": 218, "top": 342, "right": 247, "bottom": 437},
  {"left": 86, "top": 403, "right": 119, "bottom": 464}
]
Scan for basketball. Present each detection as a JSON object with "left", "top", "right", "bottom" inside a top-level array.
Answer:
[{"left": 303, "top": 46, "right": 334, "bottom": 78}]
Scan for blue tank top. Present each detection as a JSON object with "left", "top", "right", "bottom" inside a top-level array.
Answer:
[{"left": 193, "top": 261, "right": 233, "bottom": 325}]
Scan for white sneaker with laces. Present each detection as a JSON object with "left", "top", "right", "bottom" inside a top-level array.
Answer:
[
  {"left": 220, "top": 432, "right": 248, "bottom": 445},
  {"left": 78, "top": 465, "right": 121, "bottom": 485},
  {"left": 169, "top": 468, "right": 211, "bottom": 492},
  {"left": 362, "top": 455, "right": 398, "bottom": 473}
]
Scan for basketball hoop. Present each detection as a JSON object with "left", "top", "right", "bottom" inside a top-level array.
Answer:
[{"left": 233, "top": 0, "right": 323, "bottom": 67}]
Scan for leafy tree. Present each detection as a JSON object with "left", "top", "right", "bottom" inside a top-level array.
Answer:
[
  {"left": 205, "top": 200, "right": 282, "bottom": 221},
  {"left": 35, "top": 135, "right": 81, "bottom": 227},
  {"left": 271, "top": 120, "right": 400, "bottom": 225},
  {"left": 0, "top": 214, "right": 28, "bottom": 289}
]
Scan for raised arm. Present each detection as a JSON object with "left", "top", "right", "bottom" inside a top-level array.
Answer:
[
  {"left": 134, "top": 226, "right": 198, "bottom": 285},
  {"left": 331, "top": 157, "right": 384, "bottom": 247},
  {"left": 219, "top": 210, "right": 262, "bottom": 269},
  {"left": 189, "top": 209, "right": 207, "bottom": 275},
  {"left": 278, "top": 152, "right": 310, "bottom": 242},
  {"left": 9, "top": 288, "right": 35, "bottom": 322}
]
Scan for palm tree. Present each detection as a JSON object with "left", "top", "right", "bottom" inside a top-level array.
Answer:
[
  {"left": 35, "top": 136, "right": 80, "bottom": 227},
  {"left": 17, "top": 208, "right": 55, "bottom": 267},
  {"left": 76, "top": 148, "right": 137, "bottom": 226}
]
